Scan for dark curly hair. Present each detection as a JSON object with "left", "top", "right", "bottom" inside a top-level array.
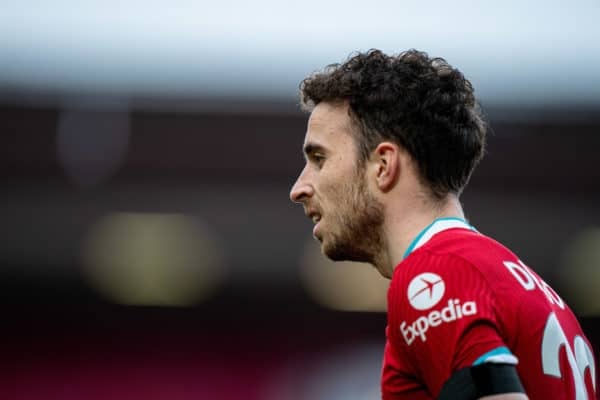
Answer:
[{"left": 300, "top": 49, "right": 487, "bottom": 199}]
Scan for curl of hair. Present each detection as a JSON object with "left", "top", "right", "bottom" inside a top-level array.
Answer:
[{"left": 300, "top": 49, "right": 487, "bottom": 199}]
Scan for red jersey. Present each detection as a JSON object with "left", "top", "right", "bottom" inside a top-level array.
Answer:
[{"left": 382, "top": 218, "right": 597, "bottom": 399}]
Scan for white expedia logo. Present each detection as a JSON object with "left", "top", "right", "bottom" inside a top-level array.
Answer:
[
  {"left": 407, "top": 273, "right": 445, "bottom": 310},
  {"left": 402, "top": 273, "right": 477, "bottom": 346}
]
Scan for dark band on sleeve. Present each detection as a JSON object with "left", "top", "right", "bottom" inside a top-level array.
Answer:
[{"left": 438, "top": 363, "right": 525, "bottom": 400}]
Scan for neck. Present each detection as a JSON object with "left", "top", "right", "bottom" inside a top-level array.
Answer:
[{"left": 374, "top": 193, "right": 464, "bottom": 278}]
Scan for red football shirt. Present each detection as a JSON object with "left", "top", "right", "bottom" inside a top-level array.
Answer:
[{"left": 382, "top": 218, "right": 597, "bottom": 399}]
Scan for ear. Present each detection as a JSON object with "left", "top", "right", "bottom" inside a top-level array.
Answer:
[{"left": 371, "top": 142, "right": 400, "bottom": 192}]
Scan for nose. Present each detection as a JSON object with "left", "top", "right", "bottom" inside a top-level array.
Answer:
[{"left": 289, "top": 167, "right": 313, "bottom": 203}]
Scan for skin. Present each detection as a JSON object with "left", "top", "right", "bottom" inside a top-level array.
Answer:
[
  {"left": 289, "top": 100, "right": 465, "bottom": 278},
  {"left": 289, "top": 101, "right": 529, "bottom": 400}
]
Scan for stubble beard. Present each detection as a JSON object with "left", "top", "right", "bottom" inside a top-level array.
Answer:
[{"left": 322, "top": 172, "right": 385, "bottom": 267}]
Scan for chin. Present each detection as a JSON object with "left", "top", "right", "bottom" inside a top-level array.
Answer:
[
  {"left": 323, "top": 246, "right": 345, "bottom": 262},
  {"left": 320, "top": 237, "right": 340, "bottom": 260},
  {"left": 323, "top": 238, "right": 372, "bottom": 264}
]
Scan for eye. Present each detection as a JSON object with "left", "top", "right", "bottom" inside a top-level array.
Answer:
[{"left": 311, "top": 153, "right": 326, "bottom": 168}]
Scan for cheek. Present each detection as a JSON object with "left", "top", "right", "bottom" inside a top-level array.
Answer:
[
  {"left": 326, "top": 184, "right": 357, "bottom": 214},
  {"left": 322, "top": 180, "right": 345, "bottom": 201},
  {"left": 318, "top": 167, "right": 362, "bottom": 208}
]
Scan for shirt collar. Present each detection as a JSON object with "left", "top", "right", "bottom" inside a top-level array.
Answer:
[{"left": 402, "top": 217, "right": 476, "bottom": 259}]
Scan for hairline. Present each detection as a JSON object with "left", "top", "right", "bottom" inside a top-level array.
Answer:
[{"left": 302, "top": 100, "right": 455, "bottom": 203}]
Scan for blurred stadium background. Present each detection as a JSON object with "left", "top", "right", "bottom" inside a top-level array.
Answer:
[{"left": 1, "top": 1, "right": 599, "bottom": 399}]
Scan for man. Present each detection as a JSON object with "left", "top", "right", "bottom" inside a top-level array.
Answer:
[{"left": 289, "top": 49, "right": 596, "bottom": 399}]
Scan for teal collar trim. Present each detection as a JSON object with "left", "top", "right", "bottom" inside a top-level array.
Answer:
[{"left": 402, "top": 217, "right": 476, "bottom": 259}]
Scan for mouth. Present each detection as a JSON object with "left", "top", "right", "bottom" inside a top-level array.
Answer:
[
  {"left": 306, "top": 208, "right": 321, "bottom": 223},
  {"left": 306, "top": 210, "right": 322, "bottom": 237},
  {"left": 310, "top": 213, "right": 321, "bottom": 224}
]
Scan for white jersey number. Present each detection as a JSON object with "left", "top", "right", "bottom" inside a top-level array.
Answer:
[{"left": 542, "top": 312, "right": 596, "bottom": 399}]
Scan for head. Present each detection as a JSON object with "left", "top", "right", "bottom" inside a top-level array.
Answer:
[
  {"left": 290, "top": 49, "right": 487, "bottom": 268},
  {"left": 290, "top": 101, "right": 385, "bottom": 266}
]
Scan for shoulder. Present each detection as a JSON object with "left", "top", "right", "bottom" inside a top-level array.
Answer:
[
  {"left": 425, "top": 227, "right": 515, "bottom": 264},
  {"left": 387, "top": 230, "right": 522, "bottom": 328},
  {"left": 388, "top": 245, "right": 496, "bottom": 323},
  {"left": 394, "top": 228, "right": 519, "bottom": 289},
  {"left": 392, "top": 230, "right": 499, "bottom": 289}
]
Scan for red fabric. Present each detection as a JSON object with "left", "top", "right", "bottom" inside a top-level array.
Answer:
[{"left": 382, "top": 228, "right": 597, "bottom": 400}]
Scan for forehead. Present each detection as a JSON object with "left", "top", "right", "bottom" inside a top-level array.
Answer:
[{"left": 304, "top": 101, "right": 356, "bottom": 150}]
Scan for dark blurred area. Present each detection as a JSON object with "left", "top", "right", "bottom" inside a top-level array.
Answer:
[
  {"left": 2, "top": 1, "right": 600, "bottom": 397},
  {"left": 2, "top": 100, "right": 599, "bottom": 399}
]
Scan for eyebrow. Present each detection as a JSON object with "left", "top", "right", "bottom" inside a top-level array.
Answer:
[{"left": 303, "top": 142, "right": 326, "bottom": 159}]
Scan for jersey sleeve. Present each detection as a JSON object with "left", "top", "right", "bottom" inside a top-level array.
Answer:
[
  {"left": 382, "top": 329, "right": 434, "bottom": 400},
  {"left": 385, "top": 250, "right": 519, "bottom": 398}
]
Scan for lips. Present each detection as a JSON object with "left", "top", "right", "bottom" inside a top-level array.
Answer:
[
  {"left": 312, "top": 219, "right": 321, "bottom": 237},
  {"left": 306, "top": 209, "right": 322, "bottom": 237}
]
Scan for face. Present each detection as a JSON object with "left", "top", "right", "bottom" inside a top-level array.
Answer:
[{"left": 289, "top": 102, "right": 384, "bottom": 264}]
